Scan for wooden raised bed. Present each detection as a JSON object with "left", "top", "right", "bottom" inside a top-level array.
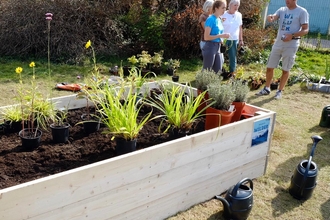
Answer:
[{"left": 0, "top": 81, "right": 276, "bottom": 219}]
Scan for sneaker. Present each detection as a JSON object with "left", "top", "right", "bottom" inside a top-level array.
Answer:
[
  {"left": 255, "top": 87, "right": 270, "bottom": 96},
  {"left": 274, "top": 90, "right": 282, "bottom": 99}
]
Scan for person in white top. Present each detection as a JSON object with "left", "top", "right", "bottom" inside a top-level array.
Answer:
[{"left": 222, "top": 0, "right": 243, "bottom": 77}]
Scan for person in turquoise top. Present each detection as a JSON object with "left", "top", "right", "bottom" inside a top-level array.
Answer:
[{"left": 202, "top": 0, "right": 230, "bottom": 74}]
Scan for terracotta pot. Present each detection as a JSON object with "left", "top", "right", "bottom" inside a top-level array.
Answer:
[
  {"left": 205, "top": 107, "right": 221, "bottom": 130},
  {"left": 197, "top": 89, "right": 209, "bottom": 114},
  {"left": 231, "top": 102, "right": 246, "bottom": 122},
  {"left": 205, "top": 107, "right": 235, "bottom": 130},
  {"left": 219, "top": 109, "right": 235, "bottom": 126}
]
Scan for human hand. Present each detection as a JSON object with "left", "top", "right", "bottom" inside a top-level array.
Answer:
[
  {"left": 223, "top": 33, "right": 230, "bottom": 39},
  {"left": 267, "top": 15, "right": 275, "bottom": 22},
  {"left": 281, "top": 34, "right": 292, "bottom": 42}
]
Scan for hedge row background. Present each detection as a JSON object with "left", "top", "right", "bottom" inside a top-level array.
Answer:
[{"left": 0, "top": 0, "right": 271, "bottom": 63}]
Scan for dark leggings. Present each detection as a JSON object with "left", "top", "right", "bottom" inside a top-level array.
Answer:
[{"left": 202, "top": 41, "right": 223, "bottom": 74}]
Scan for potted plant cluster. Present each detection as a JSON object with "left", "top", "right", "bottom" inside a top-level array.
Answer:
[
  {"left": 205, "top": 82, "right": 236, "bottom": 129},
  {"left": 195, "top": 69, "right": 222, "bottom": 113},
  {"left": 14, "top": 63, "right": 56, "bottom": 150}
]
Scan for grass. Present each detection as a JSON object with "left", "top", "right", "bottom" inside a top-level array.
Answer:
[{"left": 0, "top": 48, "right": 330, "bottom": 219}]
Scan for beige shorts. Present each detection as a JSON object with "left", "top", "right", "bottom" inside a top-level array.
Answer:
[{"left": 267, "top": 45, "right": 298, "bottom": 71}]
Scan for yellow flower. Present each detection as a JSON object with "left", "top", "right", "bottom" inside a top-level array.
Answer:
[
  {"left": 15, "top": 67, "right": 23, "bottom": 74},
  {"left": 29, "top": 62, "right": 35, "bottom": 68},
  {"left": 85, "top": 40, "right": 91, "bottom": 49}
]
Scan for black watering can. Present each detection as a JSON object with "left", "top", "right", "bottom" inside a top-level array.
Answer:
[
  {"left": 215, "top": 178, "right": 253, "bottom": 220},
  {"left": 319, "top": 105, "right": 330, "bottom": 127},
  {"left": 289, "top": 135, "right": 322, "bottom": 200}
]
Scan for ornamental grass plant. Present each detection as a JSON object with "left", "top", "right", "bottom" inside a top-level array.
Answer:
[
  {"left": 145, "top": 83, "right": 214, "bottom": 134},
  {"left": 91, "top": 83, "right": 153, "bottom": 141}
]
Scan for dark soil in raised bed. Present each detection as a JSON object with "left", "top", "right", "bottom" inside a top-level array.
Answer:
[{"left": 0, "top": 105, "right": 205, "bottom": 190}]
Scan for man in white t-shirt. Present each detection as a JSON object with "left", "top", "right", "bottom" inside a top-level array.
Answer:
[
  {"left": 256, "top": 0, "right": 309, "bottom": 99},
  {"left": 222, "top": 0, "right": 243, "bottom": 77}
]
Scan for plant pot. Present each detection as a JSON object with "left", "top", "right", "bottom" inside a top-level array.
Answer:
[
  {"left": 205, "top": 107, "right": 235, "bottom": 130},
  {"left": 220, "top": 45, "right": 227, "bottom": 53},
  {"left": 270, "top": 82, "right": 279, "bottom": 90},
  {"left": 169, "top": 128, "right": 189, "bottom": 139},
  {"left": 3, "top": 120, "right": 23, "bottom": 133},
  {"left": 218, "top": 109, "right": 235, "bottom": 126},
  {"left": 18, "top": 128, "right": 42, "bottom": 150},
  {"left": 205, "top": 107, "right": 221, "bottom": 130},
  {"left": 115, "top": 138, "right": 137, "bottom": 156},
  {"left": 197, "top": 89, "right": 209, "bottom": 114},
  {"left": 231, "top": 102, "right": 246, "bottom": 123},
  {"left": 81, "top": 114, "right": 100, "bottom": 134},
  {"left": 250, "top": 81, "right": 262, "bottom": 90},
  {"left": 151, "top": 66, "right": 162, "bottom": 76},
  {"left": 167, "top": 68, "right": 175, "bottom": 76},
  {"left": 172, "top": 75, "right": 179, "bottom": 82},
  {"left": 50, "top": 123, "right": 70, "bottom": 143},
  {"left": 123, "top": 66, "right": 131, "bottom": 76}
]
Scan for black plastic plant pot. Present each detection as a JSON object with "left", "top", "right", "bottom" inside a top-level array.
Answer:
[
  {"left": 81, "top": 114, "right": 100, "bottom": 134},
  {"left": 18, "top": 128, "right": 42, "bottom": 150},
  {"left": 172, "top": 75, "right": 179, "bottom": 82},
  {"left": 3, "top": 120, "right": 23, "bottom": 133},
  {"left": 50, "top": 123, "right": 70, "bottom": 143},
  {"left": 115, "top": 138, "right": 137, "bottom": 156}
]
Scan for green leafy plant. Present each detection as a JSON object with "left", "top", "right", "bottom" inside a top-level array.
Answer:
[
  {"left": 14, "top": 62, "right": 56, "bottom": 136},
  {"left": 195, "top": 69, "right": 222, "bottom": 91},
  {"left": 137, "top": 51, "right": 152, "bottom": 69},
  {"left": 127, "top": 55, "right": 139, "bottom": 67},
  {"left": 92, "top": 84, "right": 153, "bottom": 141},
  {"left": 151, "top": 50, "right": 164, "bottom": 68},
  {"left": 52, "top": 108, "right": 69, "bottom": 127},
  {"left": 207, "top": 83, "right": 235, "bottom": 111},
  {"left": 145, "top": 83, "right": 214, "bottom": 134},
  {"left": 164, "top": 58, "right": 180, "bottom": 70}
]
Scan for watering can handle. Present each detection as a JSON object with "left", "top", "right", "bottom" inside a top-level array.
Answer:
[
  {"left": 231, "top": 178, "right": 253, "bottom": 197},
  {"left": 299, "top": 156, "right": 312, "bottom": 197},
  {"left": 298, "top": 135, "right": 322, "bottom": 197}
]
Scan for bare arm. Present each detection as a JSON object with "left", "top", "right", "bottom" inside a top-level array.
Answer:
[
  {"left": 239, "top": 25, "right": 244, "bottom": 46},
  {"left": 204, "top": 26, "right": 230, "bottom": 41},
  {"left": 283, "top": 23, "right": 309, "bottom": 41}
]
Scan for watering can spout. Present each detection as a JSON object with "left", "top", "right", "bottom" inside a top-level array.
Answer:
[
  {"left": 215, "top": 195, "right": 231, "bottom": 216},
  {"left": 311, "top": 135, "right": 322, "bottom": 144},
  {"left": 310, "top": 135, "right": 322, "bottom": 157}
]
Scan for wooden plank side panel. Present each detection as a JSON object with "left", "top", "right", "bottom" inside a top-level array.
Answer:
[
  {"left": 0, "top": 96, "right": 275, "bottom": 220},
  {"left": 126, "top": 158, "right": 267, "bottom": 220},
  {"left": 24, "top": 128, "right": 268, "bottom": 220}
]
